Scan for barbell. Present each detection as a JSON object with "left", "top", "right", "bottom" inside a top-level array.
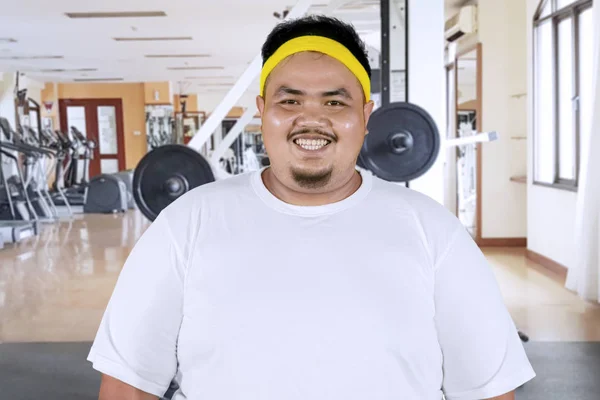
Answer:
[{"left": 133, "top": 101, "right": 496, "bottom": 221}]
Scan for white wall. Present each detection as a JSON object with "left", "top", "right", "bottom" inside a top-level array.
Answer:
[
  {"left": 408, "top": 0, "right": 446, "bottom": 205},
  {"left": 526, "top": 0, "right": 577, "bottom": 267},
  {"left": 0, "top": 73, "right": 17, "bottom": 128},
  {"left": 195, "top": 90, "right": 258, "bottom": 114},
  {"left": 0, "top": 72, "right": 44, "bottom": 128},
  {"left": 528, "top": 185, "right": 577, "bottom": 266},
  {"left": 478, "top": 0, "right": 528, "bottom": 238}
]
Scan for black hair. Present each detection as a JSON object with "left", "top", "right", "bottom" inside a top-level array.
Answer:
[{"left": 261, "top": 15, "right": 372, "bottom": 79}]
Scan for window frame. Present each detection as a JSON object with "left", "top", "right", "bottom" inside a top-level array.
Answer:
[{"left": 532, "top": 0, "right": 592, "bottom": 191}]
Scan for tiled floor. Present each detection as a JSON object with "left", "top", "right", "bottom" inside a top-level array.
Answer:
[{"left": 1, "top": 210, "right": 599, "bottom": 343}]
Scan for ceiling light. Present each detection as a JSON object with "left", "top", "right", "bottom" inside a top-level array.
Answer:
[
  {"left": 40, "top": 68, "right": 98, "bottom": 73},
  {"left": 114, "top": 36, "right": 192, "bottom": 42},
  {"left": 74, "top": 78, "right": 124, "bottom": 82},
  {"left": 167, "top": 66, "right": 224, "bottom": 71},
  {"left": 185, "top": 76, "right": 234, "bottom": 79},
  {"left": 66, "top": 11, "right": 167, "bottom": 19},
  {"left": 0, "top": 55, "right": 63, "bottom": 60},
  {"left": 145, "top": 54, "right": 210, "bottom": 58}
]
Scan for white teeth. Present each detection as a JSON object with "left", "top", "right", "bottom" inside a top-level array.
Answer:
[{"left": 294, "top": 138, "right": 330, "bottom": 150}]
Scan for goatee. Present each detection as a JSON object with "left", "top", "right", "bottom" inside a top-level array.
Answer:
[{"left": 291, "top": 167, "right": 333, "bottom": 189}]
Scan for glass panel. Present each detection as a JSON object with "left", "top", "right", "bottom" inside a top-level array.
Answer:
[
  {"left": 66, "top": 106, "right": 87, "bottom": 138},
  {"left": 457, "top": 110, "right": 478, "bottom": 239},
  {"left": 446, "top": 67, "right": 456, "bottom": 139},
  {"left": 534, "top": 21, "right": 555, "bottom": 183},
  {"left": 101, "top": 159, "right": 119, "bottom": 174},
  {"left": 444, "top": 65, "right": 458, "bottom": 216},
  {"left": 557, "top": 17, "right": 575, "bottom": 180},
  {"left": 556, "top": 0, "right": 576, "bottom": 10},
  {"left": 457, "top": 49, "right": 477, "bottom": 105},
  {"left": 540, "top": 0, "right": 552, "bottom": 17},
  {"left": 97, "top": 106, "right": 118, "bottom": 155},
  {"left": 579, "top": 8, "right": 593, "bottom": 158}
]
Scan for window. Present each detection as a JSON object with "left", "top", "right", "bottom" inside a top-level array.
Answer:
[
  {"left": 578, "top": 7, "right": 593, "bottom": 153},
  {"left": 532, "top": 0, "right": 593, "bottom": 190},
  {"left": 557, "top": 17, "right": 574, "bottom": 180}
]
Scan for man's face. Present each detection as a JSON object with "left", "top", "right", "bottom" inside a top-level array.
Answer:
[{"left": 257, "top": 51, "right": 374, "bottom": 191}]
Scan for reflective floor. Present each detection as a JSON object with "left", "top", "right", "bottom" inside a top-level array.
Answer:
[{"left": 1, "top": 210, "right": 599, "bottom": 343}]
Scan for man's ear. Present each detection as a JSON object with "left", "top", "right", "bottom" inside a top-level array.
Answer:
[
  {"left": 256, "top": 95, "right": 265, "bottom": 117},
  {"left": 363, "top": 100, "right": 375, "bottom": 134}
]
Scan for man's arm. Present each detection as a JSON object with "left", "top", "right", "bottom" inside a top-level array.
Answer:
[
  {"left": 486, "top": 391, "right": 515, "bottom": 400},
  {"left": 432, "top": 219, "right": 535, "bottom": 397},
  {"left": 99, "top": 374, "right": 159, "bottom": 400},
  {"left": 88, "top": 211, "right": 187, "bottom": 398}
]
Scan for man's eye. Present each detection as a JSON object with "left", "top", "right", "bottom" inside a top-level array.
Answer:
[
  {"left": 280, "top": 99, "right": 299, "bottom": 105},
  {"left": 327, "top": 100, "right": 344, "bottom": 106}
]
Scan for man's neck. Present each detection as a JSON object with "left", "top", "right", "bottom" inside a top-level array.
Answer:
[{"left": 261, "top": 168, "right": 362, "bottom": 207}]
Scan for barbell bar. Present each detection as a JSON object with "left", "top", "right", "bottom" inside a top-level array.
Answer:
[{"left": 133, "top": 101, "right": 499, "bottom": 221}]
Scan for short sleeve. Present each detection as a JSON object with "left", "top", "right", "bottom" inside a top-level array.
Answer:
[
  {"left": 434, "top": 225, "right": 536, "bottom": 400},
  {"left": 87, "top": 212, "right": 186, "bottom": 397}
]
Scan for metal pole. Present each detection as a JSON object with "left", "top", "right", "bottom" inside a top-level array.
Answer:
[
  {"left": 446, "top": 131, "right": 498, "bottom": 147},
  {"left": 380, "top": 0, "right": 391, "bottom": 108}
]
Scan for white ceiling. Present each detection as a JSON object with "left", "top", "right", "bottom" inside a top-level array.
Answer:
[
  {"left": 0, "top": 0, "right": 468, "bottom": 96},
  {"left": 0, "top": 0, "right": 386, "bottom": 95}
]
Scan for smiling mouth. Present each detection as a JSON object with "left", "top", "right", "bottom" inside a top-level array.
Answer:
[{"left": 293, "top": 137, "right": 332, "bottom": 151}]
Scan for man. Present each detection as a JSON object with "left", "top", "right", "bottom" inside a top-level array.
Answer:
[{"left": 89, "top": 15, "right": 535, "bottom": 400}]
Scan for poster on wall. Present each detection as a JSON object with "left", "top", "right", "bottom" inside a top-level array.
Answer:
[{"left": 42, "top": 117, "right": 53, "bottom": 130}]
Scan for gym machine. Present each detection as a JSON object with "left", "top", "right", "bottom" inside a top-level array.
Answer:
[
  {"left": 145, "top": 105, "right": 175, "bottom": 151},
  {"left": 49, "top": 126, "right": 95, "bottom": 213},
  {"left": 18, "top": 125, "right": 60, "bottom": 222},
  {"left": 0, "top": 118, "right": 39, "bottom": 243},
  {"left": 0, "top": 74, "right": 60, "bottom": 243},
  {"left": 0, "top": 119, "right": 58, "bottom": 222}
]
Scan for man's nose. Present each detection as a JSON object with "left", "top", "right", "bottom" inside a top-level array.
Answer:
[{"left": 295, "top": 103, "right": 328, "bottom": 127}]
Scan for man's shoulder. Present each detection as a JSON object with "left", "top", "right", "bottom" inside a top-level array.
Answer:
[
  {"left": 179, "top": 171, "right": 253, "bottom": 200},
  {"left": 367, "top": 174, "right": 466, "bottom": 263},
  {"left": 158, "top": 171, "right": 255, "bottom": 217},
  {"left": 366, "top": 173, "right": 460, "bottom": 234},
  {"left": 369, "top": 174, "right": 450, "bottom": 215}
]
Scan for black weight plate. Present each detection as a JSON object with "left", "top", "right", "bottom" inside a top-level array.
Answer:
[
  {"left": 359, "top": 102, "right": 440, "bottom": 182},
  {"left": 133, "top": 144, "right": 215, "bottom": 221}
]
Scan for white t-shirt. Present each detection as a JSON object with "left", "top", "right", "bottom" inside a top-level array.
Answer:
[{"left": 88, "top": 168, "right": 535, "bottom": 400}]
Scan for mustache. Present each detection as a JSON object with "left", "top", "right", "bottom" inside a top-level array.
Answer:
[{"left": 288, "top": 128, "right": 337, "bottom": 142}]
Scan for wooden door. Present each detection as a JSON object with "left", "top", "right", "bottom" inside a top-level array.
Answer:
[{"left": 59, "top": 99, "right": 126, "bottom": 179}]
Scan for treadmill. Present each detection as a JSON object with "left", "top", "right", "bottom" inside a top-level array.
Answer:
[
  {"left": 0, "top": 118, "right": 38, "bottom": 244},
  {"left": 48, "top": 128, "right": 85, "bottom": 215},
  {"left": 22, "top": 126, "right": 60, "bottom": 221}
]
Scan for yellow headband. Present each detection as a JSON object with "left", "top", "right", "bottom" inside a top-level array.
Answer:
[{"left": 260, "top": 35, "right": 371, "bottom": 102}]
